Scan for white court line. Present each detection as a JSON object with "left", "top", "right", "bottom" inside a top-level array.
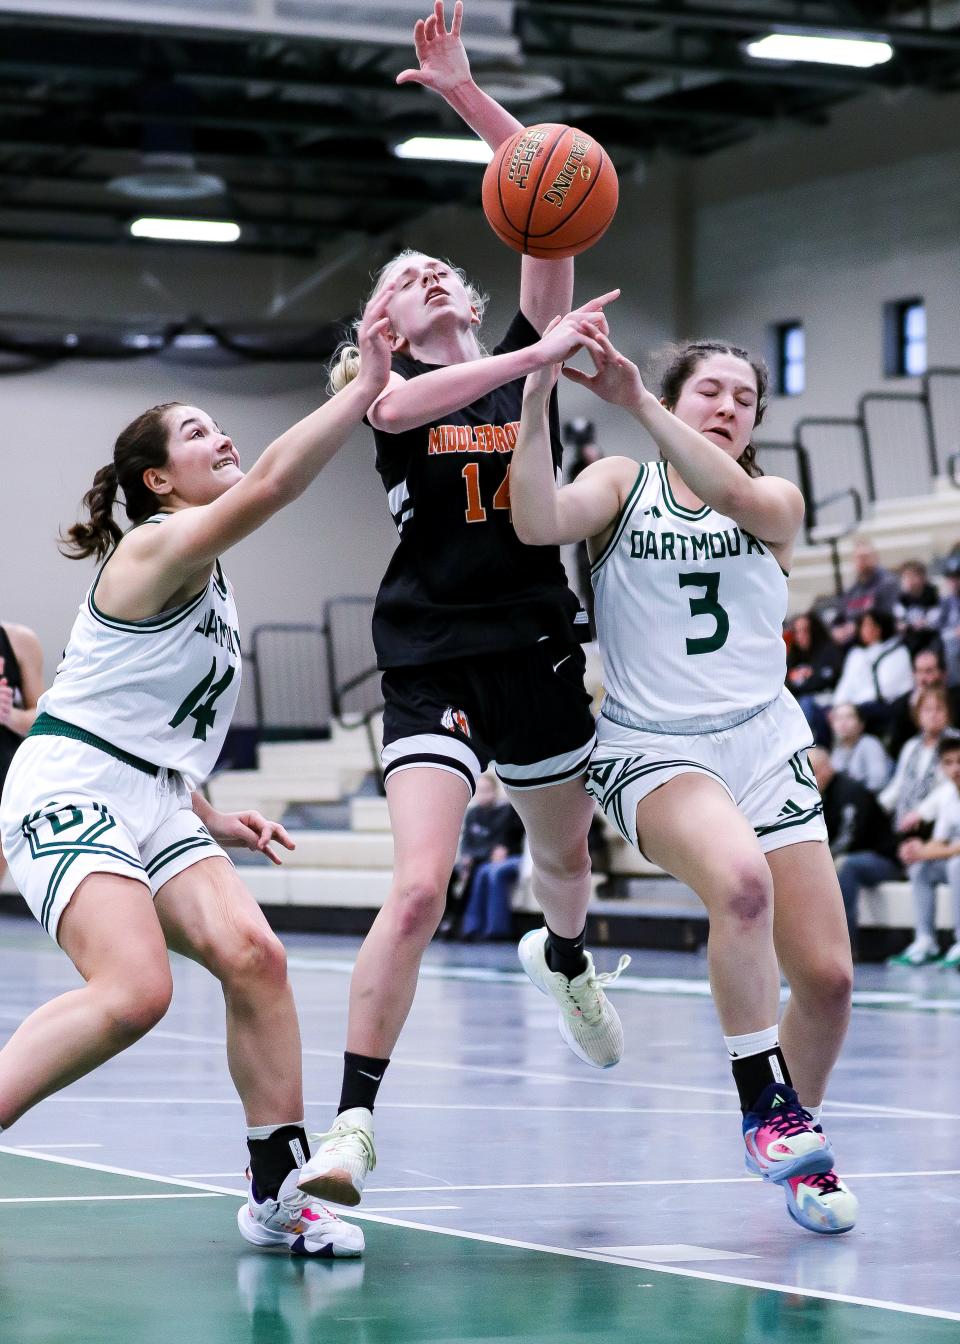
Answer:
[
  {"left": 34, "top": 1095, "right": 932, "bottom": 1122},
  {"left": 363, "top": 1168, "right": 960, "bottom": 1194},
  {"left": 149, "top": 1029, "right": 960, "bottom": 1121},
  {"left": 9, "top": 1142, "right": 102, "bottom": 1149},
  {"left": 286, "top": 955, "right": 960, "bottom": 1014},
  {"left": 1, "top": 1144, "right": 958, "bottom": 1324},
  {"left": 359, "top": 1204, "right": 461, "bottom": 1212},
  {"left": 0, "top": 1193, "right": 224, "bottom": 1204}
]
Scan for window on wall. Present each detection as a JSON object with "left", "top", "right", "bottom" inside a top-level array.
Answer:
[
  {"left": 884, "top": 298, "right": 926, "bottom": 376},
  {"left": 774, "top": 321, "right": 805, "bottom": 395}
]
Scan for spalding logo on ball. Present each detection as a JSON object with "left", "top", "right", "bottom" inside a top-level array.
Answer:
[{"left": 482, "top": 123, "right": 619, "bottom": 260}]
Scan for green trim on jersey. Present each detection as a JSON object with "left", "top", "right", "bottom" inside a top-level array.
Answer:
[
  {"left": 88, "top": 566, "right": 207, "bottom": 634},
  {"left": 212, "top": 560, "right": 228, "bottom": 599},
  {"left": 30, "top": 713, "right": 161, "bottom": 776},
  {"left": 657, "top": 462, "right": 711, "bottom": 521},
  {"left": 589, "top": 464, "right": 648, "bottom": 576}
]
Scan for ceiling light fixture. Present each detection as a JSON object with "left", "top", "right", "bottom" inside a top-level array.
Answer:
[
  {"left": 745, "top": 33, "right": 894, "bottom": 67},
  {"left": 393, "top": 136, "right": 493, "bottom": 164},
  {"left": 129, "top": 218, "right": 241, "bottom": 243}
]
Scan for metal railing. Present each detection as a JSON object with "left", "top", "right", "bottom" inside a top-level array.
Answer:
[
  {"left": 806, "top": 487, "right": 864, "bottom": 595},
  {"left": 787, "top": 365, "right": 960, "bottom": 521}
]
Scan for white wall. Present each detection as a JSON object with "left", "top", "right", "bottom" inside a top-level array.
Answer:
[{"left": 687, "top": 87, "right": 960, "bottom": 510}]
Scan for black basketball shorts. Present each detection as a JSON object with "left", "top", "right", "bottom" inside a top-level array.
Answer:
[{"left": 380, "top": 637, "right": 596, "bottom": 795}]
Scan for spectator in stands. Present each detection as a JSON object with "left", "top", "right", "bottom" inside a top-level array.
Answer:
[
  {"left": 832, "top": 609, "right": 914, "bottom": 734},
  {"left": 808, "top": 746, "right": 899, "bottom": 955},
  {"left": 458, "top": 778, "right": 525, "bottom": 941},
  {"left": 935, "top": 555, "right": 960, "bottom": 687},
  {"left": 0, "top": 622, "right": 44, "bottom": 888},
  {"left": 894, "top": 560, "right": 942, "bottom": 654},
  {"left": 886, "top": 646, "right": 960, "bottom": 760},
  {"left": 786, "top": 610, "right": 845, "bottom": 746},
  {"left": 440, "top": 772, "right": 502, "bottom": 936},
  {"left": 829, "top": 701, "right": 893, "bottom": 793},
  {"left": 892, "top": 730, "right": 960, "bottom": 967},
  {"left": 841, "top": 537, "right": 899, "bottom": 621}
]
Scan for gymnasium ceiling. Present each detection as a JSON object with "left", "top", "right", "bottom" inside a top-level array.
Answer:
[{"left": 0, "top": 0, "right": 959, "bottom": 254}]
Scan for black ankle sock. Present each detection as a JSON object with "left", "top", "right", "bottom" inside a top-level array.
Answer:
[
  {"left": 338, "top": 1051, "right": 390, "bottom": 1115},
  {"left": 544, "top": 925, "right": 588, "bottom": 980},
  {"left": 731, "top": 1047, "right": 793, "bottom": 1114},
  {"left": 247, "top": 1124, "right": 309, "bottom": 1201}
]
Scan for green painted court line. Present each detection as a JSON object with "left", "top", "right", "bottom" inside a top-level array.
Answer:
[{"left": 2, "top": 1149, "right": 960, "bottom": 1337}]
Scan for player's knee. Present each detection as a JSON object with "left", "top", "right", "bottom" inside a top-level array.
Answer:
[
  {"left": 393, "top": 880, "right": 446, "bottom": 940},
  {"left": 722, "top": 861, "right": 773, "bottom": 925},
  {"left": 530, "top": 837, "right": 590, "bottom": 884},
  {"left": 212, "top": 924, "right": 287, "bottom": 989},
  {"left": 101, "top": 969, "right": 172, "bottom": 1041},
  {"left": 798, "top": 957, "right": 853, "bottom": 1010}
]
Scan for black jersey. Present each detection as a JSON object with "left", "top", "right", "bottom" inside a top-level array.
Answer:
[{"left": 371, "top": 309, "right": 586, "bottom": 668}]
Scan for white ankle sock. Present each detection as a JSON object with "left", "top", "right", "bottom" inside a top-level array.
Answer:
[
  {"left": 805, "top": 1103, "right": 823, "bottom": 1126},
  {"left": 723, "top": 1025, "right": 779, "bottom": 1059},
  {"left": 246, "top": 1120, "right": 305, "bottom": 1141}
]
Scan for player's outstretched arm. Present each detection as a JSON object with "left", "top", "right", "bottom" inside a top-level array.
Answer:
[
  {"left": 370, "top": 291, "right": 619, "bottom": 435},
  {"left": 146, "top": 286, "right": 395, "bottom": 578},
  {"left": 395, "top": 2, "right": 573, "bottom": 333},
  {"left": 510, "top": 327, "right": 631, "bottom": 548},
  {"left": 565, "top": 333, "right": 805, "bottom": 546},
  {"left": 396, "top": 2, "right": 521, "bottom": 153}
]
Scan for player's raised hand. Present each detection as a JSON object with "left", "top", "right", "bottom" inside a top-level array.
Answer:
[
  {"left": 532, "top": 295, "right": 615, "bottom": 369},
  {"left": 562, "top": 331, "right": 647, "bottom": 410},
  {"left": 354, "top": 281, "right": 398, "bottom": 395},
  {"left": 396, "top": 1, "right": 470, "bottom": 96}
]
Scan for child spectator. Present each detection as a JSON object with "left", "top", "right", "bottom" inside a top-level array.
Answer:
[
  {"left": 829, "top": 701, "right": 893, "bottom": 793},
  {"left": 892, "top": 730, "right": 960, "bottom": 967}
]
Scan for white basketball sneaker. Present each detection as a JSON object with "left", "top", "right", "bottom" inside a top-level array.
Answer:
[
  {"left": 518, "top": 927, "right": 629, "bottom": 1069},
  {"left": 297, "top": 1107, "right": 376, "bottom": 1207},
  {"left": 237, "top": 1168, "right": 364, "bottom": 1258}
]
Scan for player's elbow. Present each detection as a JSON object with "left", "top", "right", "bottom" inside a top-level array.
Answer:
[{"left": 512, "top": 513, "right": 555, "bottom": 547}]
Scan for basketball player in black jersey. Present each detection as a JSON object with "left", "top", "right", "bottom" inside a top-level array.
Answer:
[
  {"left": 297, "top": 0, "right": 629, "bottom": 1209},
  {"left": 0, "top": 622, "right": 43, "bottom": 886}
]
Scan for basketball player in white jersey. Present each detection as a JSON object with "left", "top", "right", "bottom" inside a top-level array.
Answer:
[
  {"left": 0, "top": 290, "right": 395, "bottom": 1257},
  {"left": 509, "top": 328, "right": 858, "bottom": 1235}
]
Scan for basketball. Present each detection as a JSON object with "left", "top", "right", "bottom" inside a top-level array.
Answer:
[{"left": 481, "top": 123, "right": 619, "bottom": 260}]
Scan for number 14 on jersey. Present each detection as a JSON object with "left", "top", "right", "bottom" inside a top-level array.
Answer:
[{"left": 462, "top": 462, "right": 511, "bottom": 523}]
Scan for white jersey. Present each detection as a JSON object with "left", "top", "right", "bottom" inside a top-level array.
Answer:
[
  {"left": 39, "top": 517, "right": 241, "bottom": 789},
  {"left": 592, "top": 461, "right": 788, "bottom": 729}
]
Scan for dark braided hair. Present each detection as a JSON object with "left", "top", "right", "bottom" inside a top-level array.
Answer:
[
  {"left": 656, "top": 340, "right": 769, "bottom": 479},
  {"left": 60, "top": 402, "right": 183, "bottom": 561}
]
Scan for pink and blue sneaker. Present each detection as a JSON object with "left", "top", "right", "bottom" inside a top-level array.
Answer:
[
  {"left": 742, "top": 1083, "right": 833, "bottom": 1183},
  {"left": 782, "top": 1166, "right": 858, "bottom": 1234}
]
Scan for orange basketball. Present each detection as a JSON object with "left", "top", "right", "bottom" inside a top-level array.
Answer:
[{"left": 481, "top": 123, "right": 618, "bottom": 260}]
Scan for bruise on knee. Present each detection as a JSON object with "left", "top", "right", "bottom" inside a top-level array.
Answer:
[{"left": 726, "top": 870, "right": 772, "bottom": 923}]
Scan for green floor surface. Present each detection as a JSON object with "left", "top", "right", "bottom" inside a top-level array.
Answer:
[{"left": 0, "top": 1153, "right": 954, "bottom": 1344}]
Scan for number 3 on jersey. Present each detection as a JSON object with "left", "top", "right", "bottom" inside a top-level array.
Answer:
[
  {"left": 679, "top": 571, "right": 729, "bottom": 655},
  {"left": 462, "top": 462, "right": 511, "bottom": 523}
]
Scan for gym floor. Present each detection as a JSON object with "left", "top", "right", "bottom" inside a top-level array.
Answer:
[{"left": 1, "top": 915, "right": 958, "bottom": 1343}]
